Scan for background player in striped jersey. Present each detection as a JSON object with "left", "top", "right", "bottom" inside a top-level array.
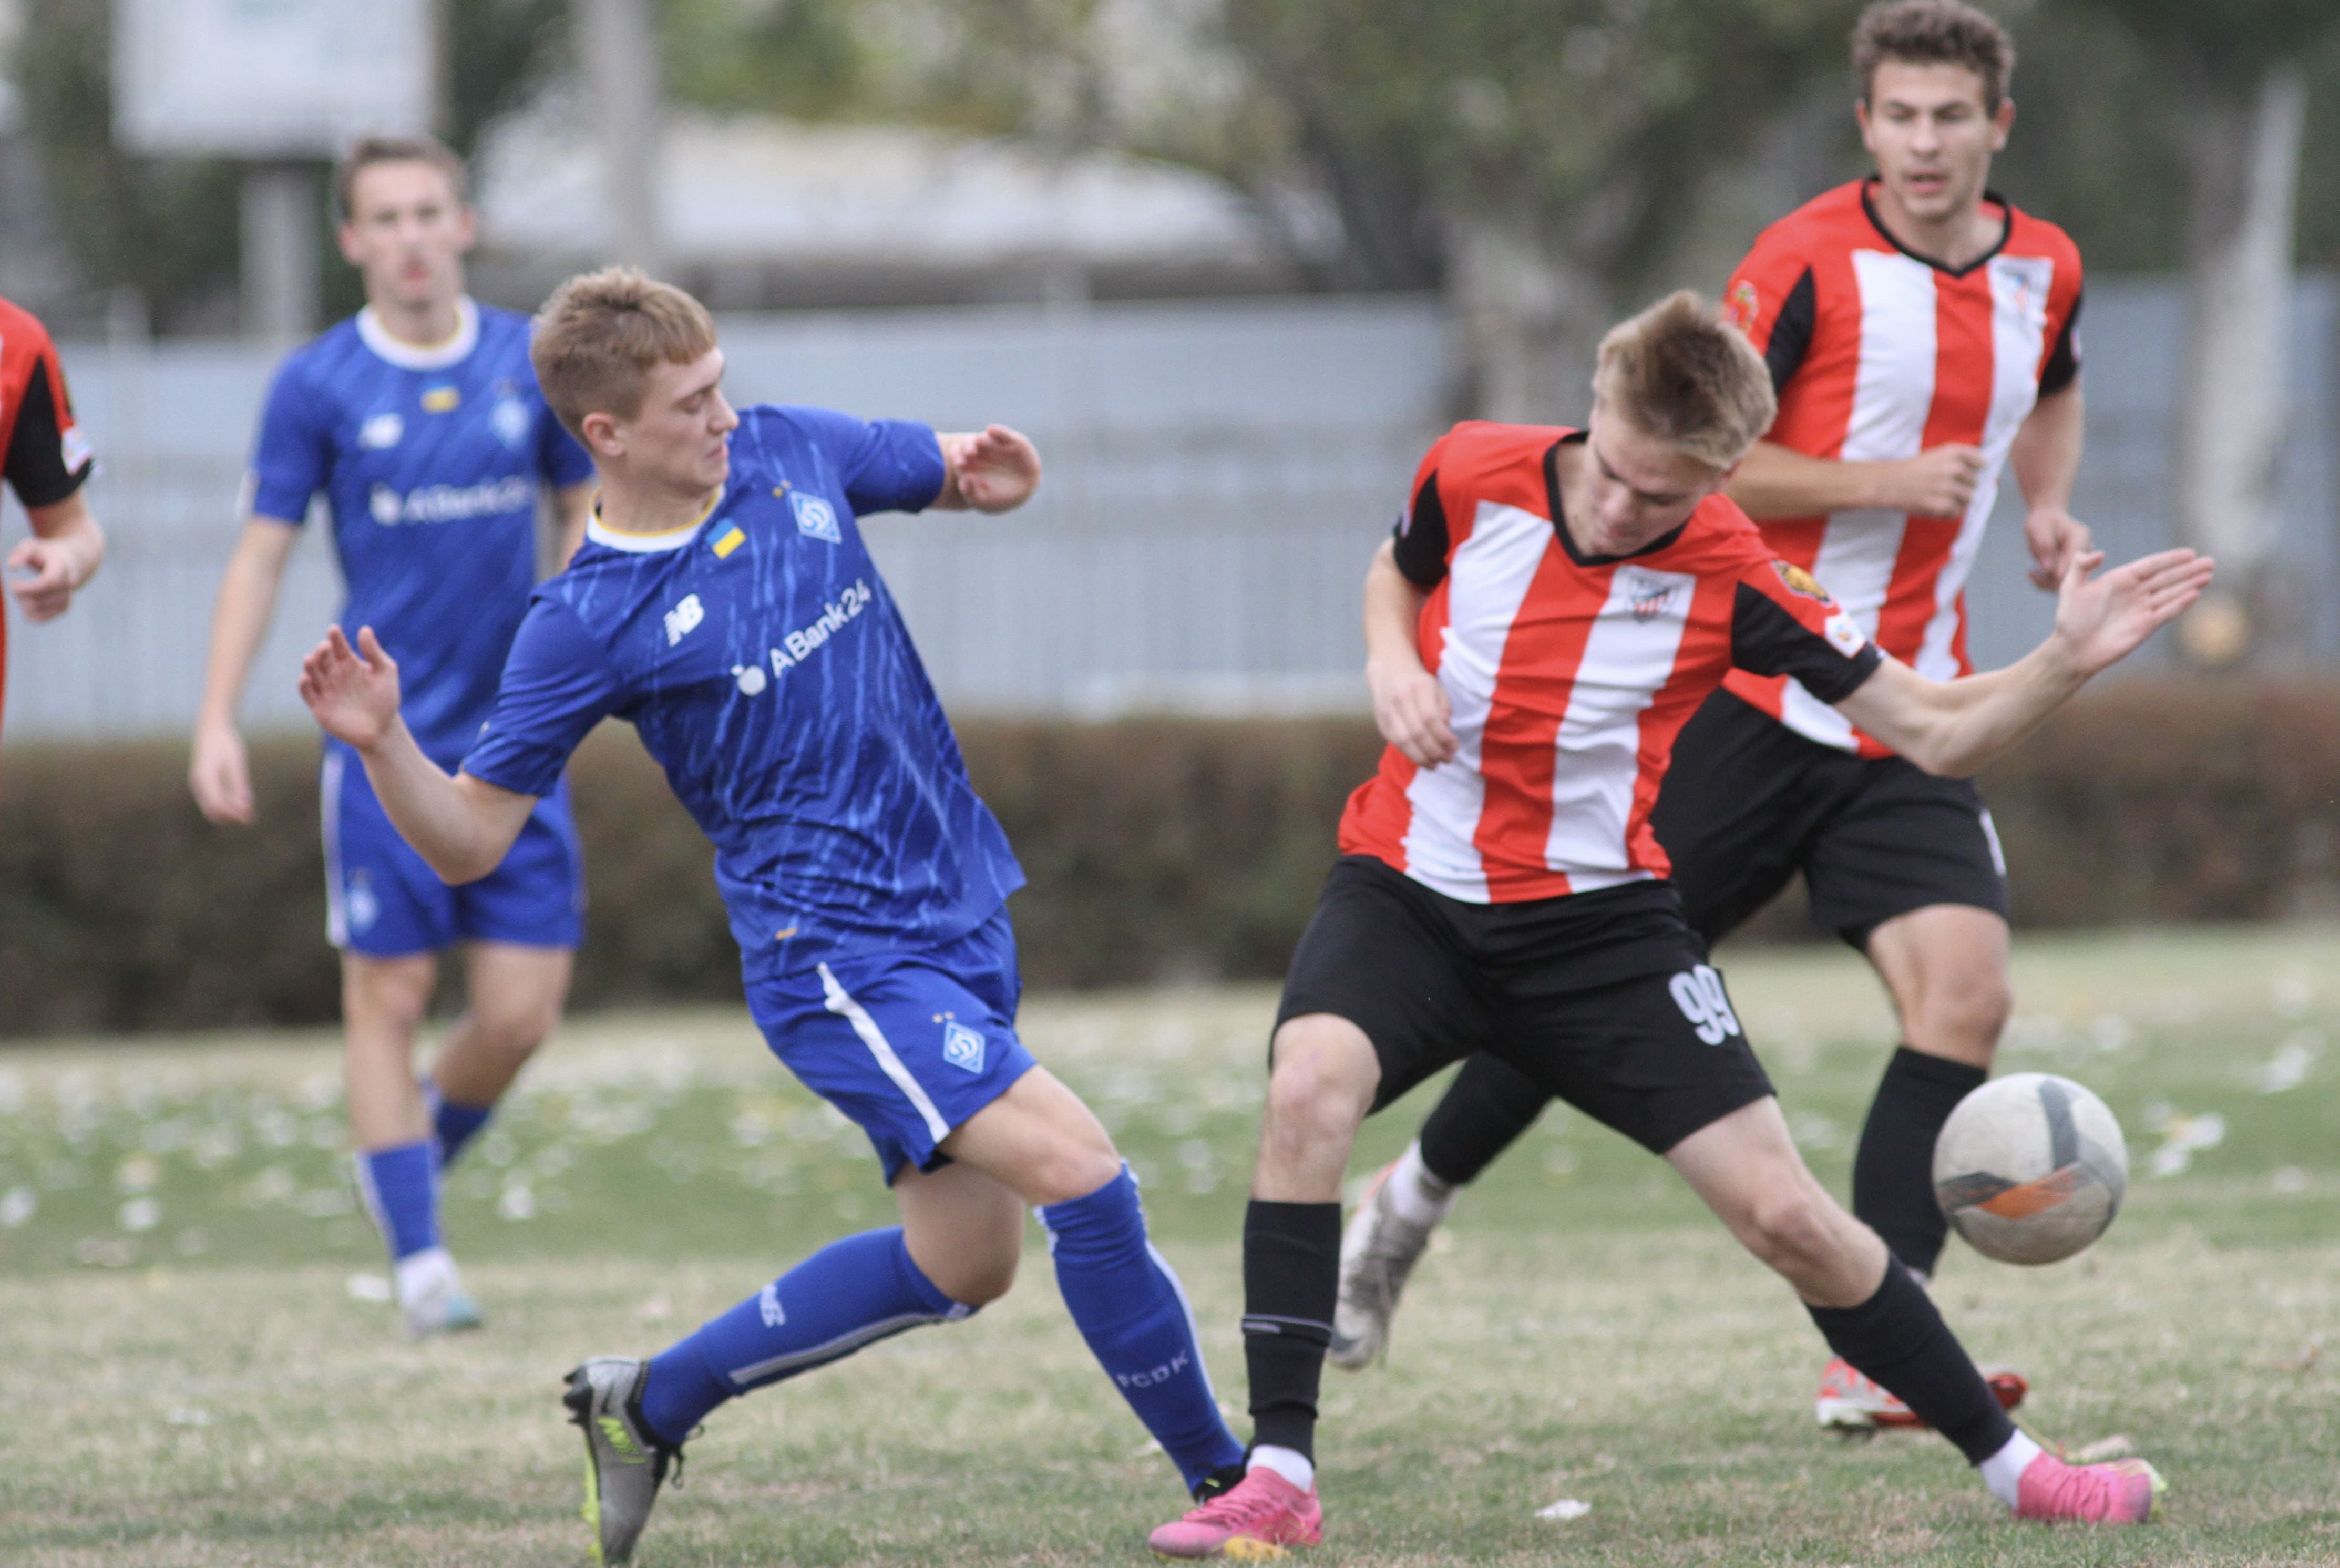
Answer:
[
  {"left": 1148, "top": 293, "right": 2205, "bottom": 1557},
  {"left": 296, "top": 269, "right": 1250, "bottom": 1564},
  {"left": 1335, "top": 0, "right": 2089, "bottom": 1428},
  {"left": 0, "top": 292, "right": 105, "bottom": 745},
  {"left": 188, "top": 136, "right": 597, "bottom": 1336}
]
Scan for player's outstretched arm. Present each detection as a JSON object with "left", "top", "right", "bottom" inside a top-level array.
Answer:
[
  {"left": 933, "top": 425, "right": 1041, "bottom": 513},
  {"left": 1835, "top": 546, "right": 2213, "bottom": 777},
  {"left": 298, "top": 625, "right": 537, "bottom": 884},
  {"left": 1363, "top": 538, "right": 1455, "bottom": 767}
]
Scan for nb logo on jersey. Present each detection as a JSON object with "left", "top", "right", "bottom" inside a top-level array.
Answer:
[
  {"left": 758, "top": 1283, "right": 787, "bottom": 1328},
  {"left": 664, "top": 593, "right": 705, "bottom": 647},
  {"left": 791, "top": 491, "right": 841, "bottom": 544},
  {"left": 1669, "top": 964, "right": 1742, "bottom": 1046},
  {"left": 358, "top": 413, "right": 404, "bottom": 450},
  {"left": 942, "top": 1021, "right": 986, "bottom": 1074}
]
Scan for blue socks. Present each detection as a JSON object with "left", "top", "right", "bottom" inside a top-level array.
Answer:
[
  {"left": 1040, "top": 1166, "right": 1247, "bottom": 1491},
  {"left": 420, "top": 1077, "right": 496, "bottom": 1166},
  {"left": 355, "top": 1141, "right": 439, "bottom": 1260},
  {"left": 640, "top": 1227, "right": 970, "bottom": 1444}
]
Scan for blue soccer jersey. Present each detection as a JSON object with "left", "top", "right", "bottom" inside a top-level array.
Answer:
[
  {"left": 461, "top": 405, "right": 1025, "bottom": 977},
  {"left": 250, "top": 299, "right": 595, "bottom": 764}
]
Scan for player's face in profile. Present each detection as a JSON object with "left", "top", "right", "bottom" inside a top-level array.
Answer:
[
  {"left": 621, "top": 348, "right": 739, "bottom": 495},
  {"left": 1579, "top": 402, "right": 1727, "bottom": 556},
  {"left": 1858, "top": 61, "right": 2013, "bottom": 228},
  {"left": 337, "top": 161, "right": 476, "bottom": 315}
]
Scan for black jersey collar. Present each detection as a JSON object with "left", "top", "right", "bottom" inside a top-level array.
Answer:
[
  {"left": 1543, "top": 431, "right": 1690, "bottom": 567},
  {"left": 1859, "top": 178, "right": 2013, "bottom": 279}
]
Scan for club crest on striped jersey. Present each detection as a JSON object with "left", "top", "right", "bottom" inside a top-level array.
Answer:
[
  {"left": 1614, "top": 564, "right": 1689, "bottom": 626},
  {"left": 1723, "top": 279, "right": 1759, "bottom": 334},
  {"left": 1772, "top": 561, "right": 1834, "bottom": 604}
]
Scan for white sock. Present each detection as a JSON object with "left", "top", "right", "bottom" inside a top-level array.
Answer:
[
  {"left": 393, "top": 1245, "right": 458, "bottom": 1309},
  {"left": 1247, "top": 1444, "right": 1314, "bottom": 1492},
  {"left": 1387, "top": 1142, "right": 1459, "bottom": 1228},
  {"left": 1977, "top": 1430, "right": 2043, "bottom": 1508}
]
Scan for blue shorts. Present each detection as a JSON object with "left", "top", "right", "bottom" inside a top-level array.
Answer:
[
  {"left": 322, "top": 742, "right": 585, "bottom": 958},
  {"left": 744, "top": 908, "right": 1038, "bottom": 1184}
]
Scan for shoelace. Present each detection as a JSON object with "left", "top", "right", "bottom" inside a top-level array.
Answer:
[{"left": 1186, "top": 1480, "right": 1290, "bottom": 1532}]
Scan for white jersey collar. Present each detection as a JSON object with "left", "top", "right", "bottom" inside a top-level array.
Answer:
[
  {"left": 586, "top": 493, "right": 720, "bottom": 554},
  {"left": 356, "top": 297, "right": 480, "bottom": 371}
]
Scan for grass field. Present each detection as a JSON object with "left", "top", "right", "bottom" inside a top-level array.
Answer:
[{"left": 5, "top": 925, "right": 2338, "bottom": 1566}]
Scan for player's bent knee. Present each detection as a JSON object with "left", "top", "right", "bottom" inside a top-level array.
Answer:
[{"left": 1742, "top": 1186, "right": 1848, "bottom": 1278}]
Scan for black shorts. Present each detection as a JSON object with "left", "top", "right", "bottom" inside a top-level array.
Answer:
[
  {"left": 1650, "top": 689, "right": 2010, "bottom": 950},
  {"left": 1276, "top": 857, "right": 1775, "bottom": 1154}
]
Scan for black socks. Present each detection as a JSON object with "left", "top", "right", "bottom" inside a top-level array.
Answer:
[
  {"left": 1852, "top": 1046, "right": 1986, "bottom": 1276},
  {"left": 1240, "top": 1200, "right": 1342, "bottom": 1459},
  {"left": 1808, "top": 1261, "right": 2015, "bottom": 1464},
  {"left": 1417, "top": 1052, "right": 1550, "bottom": 1186}
]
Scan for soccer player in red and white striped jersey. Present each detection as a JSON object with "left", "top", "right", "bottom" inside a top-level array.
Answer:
[
  {"left": 1340, "top": 0, "right": 2092, "bottom": 1433},
  {"left": 1148, "top": 293, "right": 2204, "bottom": 1555}
]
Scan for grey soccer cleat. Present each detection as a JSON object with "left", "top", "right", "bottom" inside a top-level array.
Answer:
[
  {"left": 1327, "top": 1159, "right": 1441, "bottom": 1370},
  {"left": 564, "top": 1357, "right": 682, "bottom": 1565}
]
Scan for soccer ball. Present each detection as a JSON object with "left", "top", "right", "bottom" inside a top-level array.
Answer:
[{"left": 1933, "top": 1073, "right": 2128, "bottom": 1266}]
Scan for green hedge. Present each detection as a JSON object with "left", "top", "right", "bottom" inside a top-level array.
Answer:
[{"left": 2, "top": 682, "right": 2334, "bottom": 1036}]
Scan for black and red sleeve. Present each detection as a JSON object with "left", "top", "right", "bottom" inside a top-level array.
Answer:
[
  {"left": 1388, "top": 429, "right": 1455, "bottom": 590},
  {"left": 4, "top": 345, "right": 94, "bottom": 508},
  {"left": 2038, "top": 286, "right": 2082, "bottom": 397},
  {"left": 1730, "top": 558, "right": 1882, "bottom": 703}
]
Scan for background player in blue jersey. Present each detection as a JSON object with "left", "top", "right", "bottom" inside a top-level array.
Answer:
[
  {"left": 189, "top": 136, "right": 597, "bottom": 1337},
  {"left": 295, "top": 268, "right": 1249, "bottom": 1563}
]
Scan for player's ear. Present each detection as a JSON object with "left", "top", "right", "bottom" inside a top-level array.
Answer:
[
  {"left": 335, "top": 219, "right": 366, "bottom": 269},
  {"left": 1990, "top": 97, "right": 2014, "bottom": 150},
  {"left": 580, "top": 409, "right": 624, "bottom": 460},
  {"left": 453, "top": 202, "right": 480, "bottom": 253}
]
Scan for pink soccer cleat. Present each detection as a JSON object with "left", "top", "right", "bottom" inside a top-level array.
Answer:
[
  {"left": 2015, "top": 1450, "right": 2166, "bottom": 1524},
  {"left": 1149, "top": 1466, "right": 1325, "bottom": 1559},
  {"left": 1814, "top": 1356, "right": 2028, "bottom": 1430}
]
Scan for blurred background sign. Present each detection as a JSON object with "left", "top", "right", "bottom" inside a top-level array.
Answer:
[
  {"left": 110, "top": 0, "right": 439, "bottom": 341},
  {"left": 111, "top": 0, "right": 434, "bottom": 159}
]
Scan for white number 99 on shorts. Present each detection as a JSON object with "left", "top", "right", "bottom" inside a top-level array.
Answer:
[{"left": 1668, "top": 964, "right": 1742, "bottom": 1045}]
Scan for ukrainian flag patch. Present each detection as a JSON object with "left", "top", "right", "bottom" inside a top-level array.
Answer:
[{"left": 711, "top": 525, "right": 747, "bottom": 559}]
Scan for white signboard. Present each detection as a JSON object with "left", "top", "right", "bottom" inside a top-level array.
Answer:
[{"left": 113, "top": 0, "right": 434, "bottom": 159}]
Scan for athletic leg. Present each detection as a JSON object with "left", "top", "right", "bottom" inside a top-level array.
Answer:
[
  {"left": 427, "top": 942, "right": 573, "bottom": 1165},
  {"left": 343, "top": 952, "right": 477, "bottom": 1334},
  {"left": 1857, "top": 904, "right": 2010, "bottom": 1276},
  {"left": 1667, "top": 1099, "right": 2161, "bottom": 1522}
]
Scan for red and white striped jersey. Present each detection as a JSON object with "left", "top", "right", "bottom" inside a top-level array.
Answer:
[
  {"left": 1719, "top": 180, "right": 2082, "bottom": 755},
  {"left": 1340, "top": 423, "right": 1883, "bottom": 904}
]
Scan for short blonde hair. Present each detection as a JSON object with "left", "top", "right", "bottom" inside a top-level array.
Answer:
[
  {"left": 530, "top": 268, "right": 719, "bottom": 440},
  {"left": 1590, "top": 291, "right": 1777, "bottom": 471}
]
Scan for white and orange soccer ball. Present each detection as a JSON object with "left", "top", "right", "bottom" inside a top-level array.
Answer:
[{"left": 1933, "top": 1073, "right": 2129, "bottom": 1266}]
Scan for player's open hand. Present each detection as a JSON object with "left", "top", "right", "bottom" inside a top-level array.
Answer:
[
  {"left": 2024, "top": 505, "right": 2093, "bottom": 590},
  {"left": 942, "top": 425, "right": 1042, "bottom": 513},
  {"left": 299, "top": 625, "right": 404, "bottom": 752},
  {"left": 1892, "top": 443, "right": 1985, "bottom": 518},
  {"left": 1370, "top": 659, "right": 1458, "bottom": 768},
  {"left": 2052, "top": 547, "right": 2215, "bottom": 675},
  {"left": 5, "top": 535, "right": 85, "bottom": 622}
]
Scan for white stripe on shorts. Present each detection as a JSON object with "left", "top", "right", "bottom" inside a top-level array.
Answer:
[
  {"left": 818, "top": 962, "right": 952, "bottom": 1143},
  {"left": 320, "top": 750, "right": 348, "bottom": 948}
]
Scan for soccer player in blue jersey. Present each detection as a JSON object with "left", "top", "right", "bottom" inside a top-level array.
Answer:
[
  {"left": 296, "top": 267, "right": 1249, "bottom": 1562},
  {"left": 190, "top": 136, "right": 597, "bottom": 1336}
]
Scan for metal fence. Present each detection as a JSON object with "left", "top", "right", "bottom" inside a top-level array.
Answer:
[{"left": 2, "top": 279, "right": 2334, "bottom": 745}]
